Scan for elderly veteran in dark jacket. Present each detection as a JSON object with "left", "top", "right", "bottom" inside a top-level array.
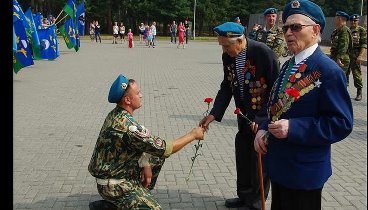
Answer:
[
  {"left": 88, "top": 74, "right": 205, "bottom": 210},
  {"left": 199, "top": 22, "right": 279, "bottom": 209},
  {"left": 254, "top": 1, "right": 353, "bottom": 210}
]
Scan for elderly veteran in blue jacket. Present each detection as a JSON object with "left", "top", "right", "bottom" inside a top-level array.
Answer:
[
  {"left": 254, "top": 1, "right": 354, "bottom": 210},
  {"left": 88, "top": 74, "right": 205, "bottom": 210},
  {"left": 199, "top": 22, "right": 279, "bottom": 209}
]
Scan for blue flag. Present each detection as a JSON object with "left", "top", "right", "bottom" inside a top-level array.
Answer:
[
  {"left": 13, "top": 27, "right": 17, "bottom": 52},
  {"left": 13, "top": 0, "right": 27, "bottom": 23},
  {"left": 58, "top": 18, "right": 76, "bottom": 49},
  {"left": 33, "top": 13, "right": 43, "bottom": 30},
  {"left": 13, "top": 19, "right": 34, "bottom": 73},
  {"left": 25, "top": 8, "right": 42, "bottom": 59},
  {"left": 63, "top": 0, "right": 77, "bottom": 23},
  {"left": 76, "top": 2, "right": 85, "bottom": 36},
  {"left": 37, "top": 24, "right": 59, "bottom": 60}
]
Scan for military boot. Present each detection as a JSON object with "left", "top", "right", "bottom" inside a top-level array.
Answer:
[
  {"left": 89, "top": 200, "right": 118, "bottom": 210},
  {"left": 355, "top": 88, "right": 362, "bottom": 101}
]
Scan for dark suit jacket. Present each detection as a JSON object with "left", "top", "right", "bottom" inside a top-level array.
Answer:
[{"left": 210, "top": 38, "right": 280, "bottom": 130}]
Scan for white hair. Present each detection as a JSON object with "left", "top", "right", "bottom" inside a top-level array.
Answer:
[
  {"left": 301, "top": 15, "right": 322, "bottom": 43},
  {"left": 227, "top": 34, "right": 245, "bottom": 44}
]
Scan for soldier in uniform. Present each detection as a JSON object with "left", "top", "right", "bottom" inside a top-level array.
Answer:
[
  {"left": 330, "top": 11, "right": 353, "bottom": 84},
  {"left": 88, "top": 74, "right": 205, "bottom": 210},
  {"left": 254, "top": 1, "right": 353, "bottom": 210},
  {"left": 348, "top": 14, "right": 367, "bottom": 101},
  {"left": 199, "top": 22, "right": 279, "bottom": 209},
  {"left": 255, "top": 8, "right": 285, "bottom": 58}
]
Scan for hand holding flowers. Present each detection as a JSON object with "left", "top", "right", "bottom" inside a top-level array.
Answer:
[{"left": 263, "top": 87, "right": 300, "bottom": 144}]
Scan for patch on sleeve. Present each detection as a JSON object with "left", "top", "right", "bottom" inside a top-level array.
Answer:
[
  {"left": 153, "top": 136, "right": 164, "bottom": 147},
  {"left": 129, "top": 125, "right": 150, "bottom": 139}
]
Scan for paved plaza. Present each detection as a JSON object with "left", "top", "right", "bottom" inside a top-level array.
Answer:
[{"left": 14, "top": 39, "right": 367, "bottom": 210}]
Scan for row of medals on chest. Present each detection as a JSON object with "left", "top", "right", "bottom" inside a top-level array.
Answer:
[{"left": 228, "top": 65, "right": 268, "bottom": 110}]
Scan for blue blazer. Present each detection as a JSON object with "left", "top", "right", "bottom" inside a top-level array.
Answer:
[{"left": 261, "top": 46, "right": 353, "bottom": 190}]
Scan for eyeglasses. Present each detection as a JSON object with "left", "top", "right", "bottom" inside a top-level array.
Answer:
[{"left": 282, "top": 24, "right": 316, "bottom": 33}]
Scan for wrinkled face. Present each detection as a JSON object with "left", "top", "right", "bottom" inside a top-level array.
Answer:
[
  {"left": 284, "top": 14, "right": 320, "bottom": 55},
  {"left": 217, "top": 36, "right": 244, "bottom": 57},
  {"left": 265, "top": 14, "right": 277, "bottom": 26},
  {"left": 124, "top": 82, "right": 142, "bottom": 110}
]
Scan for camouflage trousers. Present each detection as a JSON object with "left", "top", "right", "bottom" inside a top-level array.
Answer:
[
  {"left": 348, "top": 52, "right": 364, "bottom": 89},
  {"left": 97, "top": 157, "right": 165, "bottom": 210}
]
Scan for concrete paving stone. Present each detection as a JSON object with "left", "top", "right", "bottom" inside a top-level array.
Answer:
[
  {"left": 322, "top": 207, "right": 335, "bottom": 210},
  {"left": 332, "top": 194, "right": 353, "bottom": 205},
  {"left": 323, "top": 201, "right": 342, "bottom": 207}
]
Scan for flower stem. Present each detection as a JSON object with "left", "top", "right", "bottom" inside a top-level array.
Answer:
[{"left": 186, "top": 140, "right": 202, "bottom": 181}]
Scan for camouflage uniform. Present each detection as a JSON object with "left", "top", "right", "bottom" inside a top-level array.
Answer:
[
  {"left": 330, "top": 25, "right": 353, "bottom": 82},
  {"left": 255, "top": 25, "right": 284, "bottom": 58},
  {"left": 88, "top": 106, "right": 173, "bottom": 210},
  {"left": 348, "top": 25, "right": 367, "bottom": 89}
]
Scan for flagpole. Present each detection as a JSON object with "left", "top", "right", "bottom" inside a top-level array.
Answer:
[
  {"left": 55, "top": 14, "right": 68, "bottom": 26},
  {"left": 54, "top": 9, "right": 64, "bottom": 23}
]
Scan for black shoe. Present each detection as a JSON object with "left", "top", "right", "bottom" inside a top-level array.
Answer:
[
  {"left": 225, "top": 197, "right": 245, "bottom": 208},
  {"left": 89, "top": 200, "right": 118, "bottom": 210},
  {"left": 355, "top": 88, "right": 362, "bottom": 101}
]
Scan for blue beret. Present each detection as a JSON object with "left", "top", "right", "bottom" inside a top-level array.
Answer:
[
  {"left": 350, "top": 13, "right": 360, "bottom": 21},
  {"left": 282, "top": 0, "right": 326, "bottom": 33},
  {"left": 263, "top": 8, "right": 278, "bottom": 16},
  {"left": 213, "top": 22, "right": 244, "bottom": 37},
  {"left": 108, "top": 74, "right": 129, "bottom": 103},
  {"left": 336, "top": 11, "right": 350, "bottom": 20}
]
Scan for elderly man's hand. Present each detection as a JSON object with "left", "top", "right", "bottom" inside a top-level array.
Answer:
[
  {"left": 141, "top": 166, "right": 152, "bottom": 188},
  {"left": 199, "top": 115, "right": 215, "bottom": 132},
  {"left": 250, "top": 122, "right": 259, "bottom": 134},
  {"left": 254, "top": 129, "right": 268, "bottom": 155},
  {"left": 268, "top": 119, "right": 289, "bottom": 139}
]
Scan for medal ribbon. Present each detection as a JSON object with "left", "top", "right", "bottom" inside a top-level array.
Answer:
[{"left": 278, "top": 56, "right": 295, "bottom": 95}]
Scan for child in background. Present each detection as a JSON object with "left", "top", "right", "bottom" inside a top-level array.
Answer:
[
  {"left": 147, "top": 28, "right": 154, "bottom": 48},
  {"left": 127, "top": 29, "right": 134, "bottom": 48}
]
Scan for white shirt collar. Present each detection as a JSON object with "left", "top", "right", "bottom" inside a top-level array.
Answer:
[{"left": 294, "top": 43, "right": 318, "bottom": 64}]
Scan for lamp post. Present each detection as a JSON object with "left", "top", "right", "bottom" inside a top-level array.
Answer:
[
  {"left": 193, "top": 0, "right": 196, "bottom": 40},
  {"left": 361, "top": 0, "right": 364, "bottom": 16}
]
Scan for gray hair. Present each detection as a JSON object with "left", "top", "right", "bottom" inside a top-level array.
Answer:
[
  {"left": 228, "top": 34, "right": 245, "bottom": 44},
  {"left": 302, "top": 16, "right": 322, "bottom": 42}
]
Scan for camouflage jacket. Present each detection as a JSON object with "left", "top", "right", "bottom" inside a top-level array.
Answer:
[
  {"left": 330, "top": 25, "right": 353, "bottom": 60},
  {"left": 255, "top": 25, "right": 284, "bottom": 58},
  {"left": 350, "top": 25, "right": 367, "bottom": 52},
  {"left": 88, "top": 106, "right": 173, "bottom": 180}
]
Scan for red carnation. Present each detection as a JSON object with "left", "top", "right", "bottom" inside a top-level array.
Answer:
[
  {"left": 204, "top": 97, "right": 213, "bottom": 104},
  {"left": 234, "top": 107, "right": 252, "bottom": 124},
  {"left": 285, "top": 87, "right": 300, "bottom": 101},
  {"left": 234, "top": 107, "right": 241, "bottom": 114}
]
